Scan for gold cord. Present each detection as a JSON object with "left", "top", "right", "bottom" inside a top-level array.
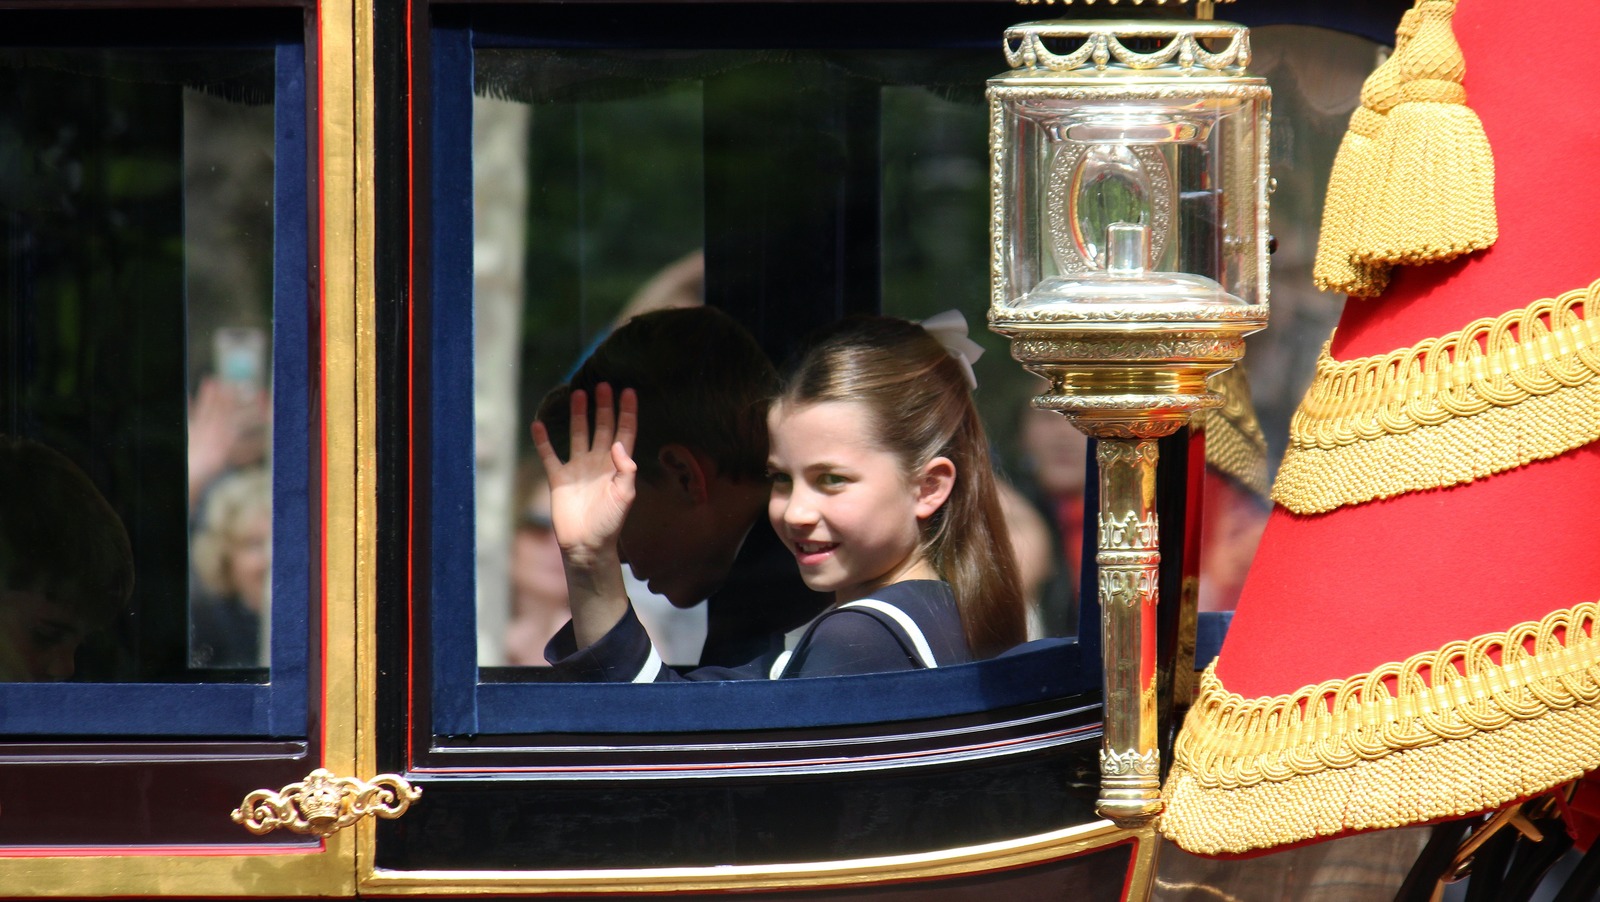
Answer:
[
  {"left": 1311, "top": 9, "right": 1416, "bottom": 297},
  {"left": 1311, "top": 0, "right": 1496, "bottom": 298},
  {"left": 1272, "top": 279, "right": 1600, "bottom": 514},
  {"left": 1162, "top": 598, "right": 1600, "bottom": 854}
]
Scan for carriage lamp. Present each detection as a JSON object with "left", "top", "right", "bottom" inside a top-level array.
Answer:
[{"left": 986, "top": 18, "right": 1270, "bottom": 828}]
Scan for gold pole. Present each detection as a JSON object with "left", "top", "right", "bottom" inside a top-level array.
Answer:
[{"left": 1094, "top": 439, "right": 1163, "bottom": 826}]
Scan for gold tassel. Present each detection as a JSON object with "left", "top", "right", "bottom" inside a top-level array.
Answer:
[
  {"left": 1311, "top": 9, "right": 1418, "bottom": 297},
  {"left": 1353, "top": 0, "right": 1497, "bottom": 267}
]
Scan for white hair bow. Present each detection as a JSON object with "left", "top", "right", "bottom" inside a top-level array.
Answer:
[{"left": 918, "top": 309, "right": 985, "bottom": 391}]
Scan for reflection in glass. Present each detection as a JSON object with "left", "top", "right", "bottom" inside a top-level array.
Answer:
[
  {"left": 0, "top": 47, "right": 276, "bottom": 679},
  {"left": 0, "top": 437, "right": 135, "bottom": 682},
  {"left": 189, "top": 466, "right": 271, "bottom": 667}
]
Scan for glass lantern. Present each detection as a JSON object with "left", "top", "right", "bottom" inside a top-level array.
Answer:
[{"left": 986, "top": 19, "right": 1271, "bottom": 828}]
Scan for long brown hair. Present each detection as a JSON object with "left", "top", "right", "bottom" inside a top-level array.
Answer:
[{"left": 778, "top": 317, "right": 1025, "bottom": 658}]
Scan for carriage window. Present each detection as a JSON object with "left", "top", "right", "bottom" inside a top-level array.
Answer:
[
  {"left": 0, "top": 31, "right": 311, "bottom": 735},
  {"left": 418, "top": 10, "right": 1099, "bottom": 736},
  {"left": 463, "top": 48, "right": 1080, "bottom": 672}
]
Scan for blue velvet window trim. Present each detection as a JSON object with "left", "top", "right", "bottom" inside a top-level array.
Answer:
[
  {"left": 0, "top": 683, "right": 276, "bottom": 736},
  {"left": 428, "top": 24, "right": 482, "bottom": 737},
  {"left": 471, "top": 639, "right": 1097, "bottom": 735}
]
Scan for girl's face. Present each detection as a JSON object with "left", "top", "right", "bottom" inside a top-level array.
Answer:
[{"left": 767, "top": 400, "right": 953, "bottom": 603}]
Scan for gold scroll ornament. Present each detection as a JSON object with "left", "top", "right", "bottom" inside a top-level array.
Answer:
[{"left": 232, "top": 769, "right": 422, "bottom": 837}]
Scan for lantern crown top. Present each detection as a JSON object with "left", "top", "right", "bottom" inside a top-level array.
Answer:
[{"left": 1003, "top": 20, "right": 1251, "bottom": 75}]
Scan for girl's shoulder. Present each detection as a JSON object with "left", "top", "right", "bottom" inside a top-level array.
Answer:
[
  {"left": 852, "top": 579, "right": 957, "bottom": 618},
  {"left": 833, "top": 580, "right": 969, "bottom": 667}
]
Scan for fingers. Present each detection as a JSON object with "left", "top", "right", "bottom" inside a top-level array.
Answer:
[
  {"left": 592, "top": 382, "right": 616, "bottom": 449},
  {"left": 615, "top": 388, "right": 638, "bottom": 457},
  {"left": 530, "top": 420, "right": 563, "bottom": 474},
  {"left": 567, "top": 388, "right": 590, "bottom": 461},
  {"left": 610, "top": 441, "right": 638, "bottom": 504},
  {"left": 544, "top": 382, "right": 633, "bottom": 465}
]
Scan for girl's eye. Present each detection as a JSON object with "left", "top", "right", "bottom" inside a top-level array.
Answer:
[
  {"left": 767, "top": 470, "right": 791, "bottom": 488},
  {"left": 817, "top": 473, "right": 848, "bottom": 489}
]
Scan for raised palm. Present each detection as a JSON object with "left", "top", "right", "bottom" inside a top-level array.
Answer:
[{"left": 531, "top": 383, "right": 638, "bottom": 560}]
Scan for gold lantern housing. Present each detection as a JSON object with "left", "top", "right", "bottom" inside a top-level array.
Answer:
[{"left": 986, "top": 18, "right": 1271, "bottom": 826}]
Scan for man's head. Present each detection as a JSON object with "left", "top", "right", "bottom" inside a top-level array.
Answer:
[
  {"left": 537, "top": 307, "right": 777, "bottom": 606},
  {"left": 0, "top": 436, "right": 134, "bottom": 681}
]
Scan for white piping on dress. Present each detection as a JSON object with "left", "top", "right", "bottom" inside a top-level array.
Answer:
[
  {"left": 768, "top": 597, "right": 938, "bottom": 679},
  {"left": 768, "top": 650, "right": 794, "bottom": 680},
  {"left": 840, "top": 599, "right": 938, "bottom": 668},
  {"left": 631, "top": 646, "right": 664, "bottom": 683}
]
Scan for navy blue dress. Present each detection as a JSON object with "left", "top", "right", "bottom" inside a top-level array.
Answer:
[
  {"left": 698, "top": 520, "right": 829, "bottom": 667},
  {"left": 545, "top": 580, "right": 971, "bottom": 682}
]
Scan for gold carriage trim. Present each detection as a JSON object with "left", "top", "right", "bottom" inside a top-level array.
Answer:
[
  {"left": 1160, "top": 599, "right": 1600, "bottom": 855},
  {"left": 1271, "top": 278, "right": 1600, "bottom": 514}
]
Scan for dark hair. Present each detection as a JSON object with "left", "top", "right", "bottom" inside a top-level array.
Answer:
[
  {"left": 537, "top": 307, "right": 778, "bottom": 483},
  {"left": 0, "top": 436, "right": 134, "bottom": 624},
  {"left": 778, "top": 316, "right": 1025, "bottom": 658}
]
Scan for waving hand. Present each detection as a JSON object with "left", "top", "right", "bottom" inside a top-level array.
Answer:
[{"left": 531, "top": 383, "right": 639, "bottom": 564}]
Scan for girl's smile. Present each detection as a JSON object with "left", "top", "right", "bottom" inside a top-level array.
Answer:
[{"left": 766, "top": 400, "right": 953, "bottom": 603}]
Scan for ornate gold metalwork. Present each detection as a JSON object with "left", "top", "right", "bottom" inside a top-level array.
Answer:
[
  {"left": 1003, "top": 20, "right": 1249, "bottom": 74},
  {"left": 988, "top": 8, "right": 1267, "bottom": 839},
  {"left": 1094, "top": 440, "right": 1163, "bottom": 826},
  {"left": 232, "top": 769, "right": 421, "bottom": 837}
]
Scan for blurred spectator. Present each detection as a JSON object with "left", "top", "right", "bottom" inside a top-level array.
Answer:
[
  {"left": 996, "top": 479, "right": 1055, "bottom": 640},
  {"left": 187, "top": 375, "right": 270, "bottom": 512},
  {"left": 613, "top": 250, "right": 704, "bottom": 323},
  {"left": 0, "top": 436, "right": 135, "bottom": 681},
  {"left": 1014, "top": 393, "right": 1090, "bottom": 639},
  {"left": 504, "top": 457, "right": 571, "bottom": 666},
  {"left": 190, "top": 467, "right": 271, "bottom": 668}
]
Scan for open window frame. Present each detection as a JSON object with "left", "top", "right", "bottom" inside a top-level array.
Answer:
[
  {"left": 372, "top": 0, "right": 1180, "bottom": 889},
  {"left": 0, "top": 0, "right": 364, "bottom": 894}
]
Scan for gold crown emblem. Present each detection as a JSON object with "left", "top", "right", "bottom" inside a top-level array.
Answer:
[{"left": 295, "top": 769, "right": 347, "bottom": 831}]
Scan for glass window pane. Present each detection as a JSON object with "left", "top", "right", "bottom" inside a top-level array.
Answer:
[
  {"left": 472, "top": 66, "right": 705, "bottom": 667},
  {"left": 465, "top": 45, "right": 1083, "bottom": 686},
  {"left": 1, "top": 47, "right": 280, "bottom": 685}
]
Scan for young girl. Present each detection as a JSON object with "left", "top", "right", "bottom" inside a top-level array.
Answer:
[{"left": 534, "top": 315, "right": 1025, "bottom": 681}]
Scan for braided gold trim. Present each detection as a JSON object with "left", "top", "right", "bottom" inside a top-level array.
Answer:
[
  {"left": 1272, "top": 279, "right": 1600, "bottom": 514},
  {"left": 1161, "top": 599, "right": 1600, "bottom": 855}
]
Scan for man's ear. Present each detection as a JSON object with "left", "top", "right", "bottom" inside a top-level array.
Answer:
[
  {"left": 914, "top": 457, "right": 957, "bottom": 520},
  {"left": 657, "top": 444, "right": 710, "bottom": 505}
]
